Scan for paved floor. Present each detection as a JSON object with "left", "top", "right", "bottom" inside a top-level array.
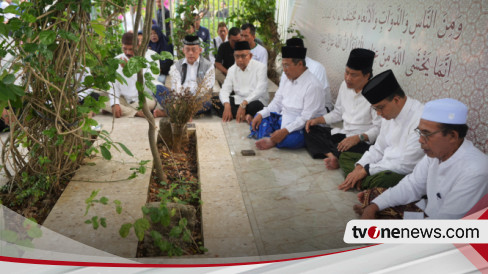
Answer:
[
  {"left": 221, "top": 121, "right": 359, "bottom": 256},
  {"left": 1, "top": 113, "right": 361, "bottom": 261}
]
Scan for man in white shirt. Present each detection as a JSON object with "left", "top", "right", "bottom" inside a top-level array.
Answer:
[
  {"left": 251, "top": 46, "right": 327, "bottom": 150},
  {"left": 209, "top": 22, "right": 228, "bottom": 63},
  {"left": 305, "top": 48, "right": 380, "bottom": 170},
  {"left": 338, "top": 69, "right": 424, "bottom": 191},
  {"left": 214, "top": 22, "right": 228, "bottom": 50},
  {"left": 160, "top": 35, "right": 214, "bottom": 117},
  {"left": 281, "top": 38, "right": 333, "bottom": 112},
  {"left": 102, "top": 32, "right": 158, "bottom": 118},
  {"left": 356, "top": 98, "right": 488, "bottom": 219},
  {"left": 241, "top": 23, "right": 268, "bottom": 66},
  {"left": 213, "top": 41, "right": 268, "bottom": 123}
]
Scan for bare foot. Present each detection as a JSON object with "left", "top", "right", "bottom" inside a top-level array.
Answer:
[
  {"left": 255, "top": 138, "right": 276, "bottom": 150},
  {"left": 245, "top": 114, "right": 252, "bottom": 124},
  {"left": 324, "top": 155, "right": 340, "bottom": 170},
  {"left": 153, "top": 109, "right": 168, "bottom": 118},
  {"left": 353, "top": 204, "right": 365, "bottom": 216},
  {"left": 135, "top": 110, "right": 145, "bottom": 117}
]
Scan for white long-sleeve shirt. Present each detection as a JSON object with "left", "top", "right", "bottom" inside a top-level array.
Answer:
[
  {"left": 373, "top": 140, "right": 488, "bottom": 219},
  {"left": 280, "top": 56, "right": 333, "bottom": 111},
  {"left": 259, "top": 69, "right": 327, "bottom": 133},
  {"left": 251, "top": 44, "right": 268, "bottom": 66},
  {"left": 219, "top": 59, "right": 268, "bottom": 106},
  {"left": 169, "top": 57, "right": 214, "bottom": 95},
  {"left": 356, "top": 97, "right": 425, "bottom": 175},
  {"left": 323, "top": 81, "right": 381, "bottom": 143},
  {"left": 109, "top": 50, "right": 160, "bottom": 106}
]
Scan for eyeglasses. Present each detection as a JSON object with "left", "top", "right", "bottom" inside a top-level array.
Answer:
[
  {"left": 234, "top": 53, "right": 249, "bottom": 59},
  {"left": 414, "top": 128, "right": 442, "bottom": 140}
]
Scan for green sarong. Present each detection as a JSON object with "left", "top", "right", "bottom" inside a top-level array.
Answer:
[{"left": 339, "top": 151, "right": 406, "bottom": 189}]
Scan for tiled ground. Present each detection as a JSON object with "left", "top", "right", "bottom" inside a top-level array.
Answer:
[{"left": 221, "top": 121, "right": 359, "bottom": 256}]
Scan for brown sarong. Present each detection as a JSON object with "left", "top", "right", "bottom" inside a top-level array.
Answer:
[{"left": 362, "top": 187, "right": 426, "bottom": 219}]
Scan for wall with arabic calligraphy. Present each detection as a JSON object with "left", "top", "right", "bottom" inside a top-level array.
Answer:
[{"left": 289, "top": 0, "right": 488, "bottom": 152}]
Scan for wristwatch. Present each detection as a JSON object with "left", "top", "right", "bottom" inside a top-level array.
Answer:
[{"left": 359, "top": 134, "right": 365, "bottom": 142}]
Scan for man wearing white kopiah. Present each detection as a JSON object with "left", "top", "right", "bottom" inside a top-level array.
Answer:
[
  {"left": 356, "top": 98, "right": 488, "bottom": 219},
  {"left": 250, "top": 46, "right": 327, "bottom": 150}
]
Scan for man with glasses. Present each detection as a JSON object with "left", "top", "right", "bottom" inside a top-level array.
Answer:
[
  {"left": 213, "top": 41, "right": 268, "bottom": 123},
  {"left": 304, "top": 48, "right": 380, "bottom": 169},
  {"left": 338, "top": 69, "right": 424, "bottom": 191},
  {"left": 355, "top": 98, "right": 488, "bottom": 219},
  {"left": 251, "top": 46, "right": 327, "bottom": 150}
]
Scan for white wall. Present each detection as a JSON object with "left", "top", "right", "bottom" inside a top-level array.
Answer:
[{"left": 287, "top": 0, "right": 488, "bottom": 152}]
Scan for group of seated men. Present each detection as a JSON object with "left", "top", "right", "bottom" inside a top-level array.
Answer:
[{"left": 2, "top": 19, "right": 482, "bottom": 221}]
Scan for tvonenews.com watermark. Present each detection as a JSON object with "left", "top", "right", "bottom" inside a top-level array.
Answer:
[{"left": 344, "top": 220, "right": 488, "bottom": 243}]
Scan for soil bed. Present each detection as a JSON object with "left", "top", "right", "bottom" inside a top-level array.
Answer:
[
  {"left": 0, "top": 178, "right": 69, "bottom": 225},
  {"left": 137, "top": 133, "right": 204, "bottom": 257}
]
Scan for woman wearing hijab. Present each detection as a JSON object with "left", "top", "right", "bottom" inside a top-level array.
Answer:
[{"left": 148, "top": 25, "right": 174, "bottom": 84}]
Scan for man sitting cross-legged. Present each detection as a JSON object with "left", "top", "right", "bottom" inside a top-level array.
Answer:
[
  {"left": 250, "top": 46, "right": 327, "bottom": 150},
  {"left": 212, "top": 41, "right": 268, "bottom": 123},
  {"left": 304, "top": 48, "right": 381, "bottom": 170},
  {"left": 282, "top": 38, "right": 333, "bottom": 112},
  {"left": 355, "top": 98, "right": 488, "bottom": 219},
  {"left": 102, "top": 32, "right": 158, "bottom": 118},
  {"left": 153, "top": 35, "right": 214, "bottom": 118},
  {"left": 338, "top": 69, "right": 425, "bottom": 191}
]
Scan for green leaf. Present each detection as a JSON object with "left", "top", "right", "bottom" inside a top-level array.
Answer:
[
  {"left": 169, "top": 226, "right": 182, "bottom": 238},
  {"left": 160, "top": 206, "right": 171, "bottom": 227},
  {"left": 21, "top": 12, "right": 36, "bottom": 23},
  {"left": 150, "top": 62, "right": 159, "bottom": 75},
  {"left": 119, "top": 223, "right": 132, "bottom": 238},
  {"left": 116, "top": 142, "right": 133, "bottom": 157},
  {"left": 23, "top": 218, "right": 37, "bottom": 229},
  {"left": 179, "top": 218, "right": 188, "bottom": 227},
  {"left": 150, "top": 230, "right": 163, "bottom": 242},
  {"left": 39, "top": 30, "right": 56, "bottom": 45},
  {"left": 0, "top": 230, "right": 18, "bottom": 243},
  {"left": 91, "top": 216, "right": 99, "bottom": 230},
  {"left": 15, "top": 239, "right": 35, "bottom": 249},
  {"left": 91, "top": 23, "right": 105, "bottom": 37},
  {"left": 149, "top": 207, "right": 161, "bottom": 223},
  {"left": 27, "top": 227, "right": 42, "bottom": 238},
  {"left": 134, "top": 218, "right": 150, "bottom": 241},
  {"left": 136, "top": 81, "right": 144, "bottom": 93},
  {"left": 157, "top": 239, "right": 171, "bottom": 252},
  {"left": 100, "top": 196, "right": 109, "bottom": 205},
  {"left": 84, "top": 220, "right": 92, "bottom": 224},
  {"left": 2, "top": 74, "right": 15, "bottom": 85},
  {"left": 182, "top": 230, "right": 191, "bottom": 243},
  {"left": 116, "top": 205, "right": 122, "bottom": 214},
  {"left": 100, "top": 218, "right": 107, "bottom": 228},
  {"left": 100, "top": 145, "right": 111, "bottom": 160}
]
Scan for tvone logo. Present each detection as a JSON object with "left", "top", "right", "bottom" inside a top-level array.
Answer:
[{"left": 368, "top": 226, "right": 380, "bottom": 239}]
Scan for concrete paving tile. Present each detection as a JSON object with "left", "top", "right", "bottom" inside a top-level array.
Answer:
[
  {"left": 72, "top": 158, "right": 150, "bottom": 183},
  {"left": 201, "top": 190, "right": 253, "bottom": 238},
  {"left": 204, "top": 237, "right": 259, "bottom": 257},
  {"left": 199, "top": 166, "right": 239, "bottom": 193}
]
